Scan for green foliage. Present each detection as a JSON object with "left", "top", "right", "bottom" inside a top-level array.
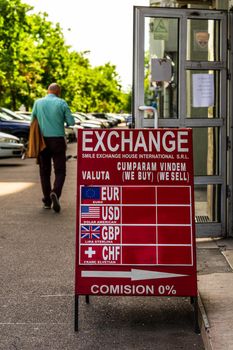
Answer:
[
  {"left": 0, "top": 0, "right": 131, "bottom": 112},
  {"left": 0, "top": 0, "right": 32, "bottom": 108}
]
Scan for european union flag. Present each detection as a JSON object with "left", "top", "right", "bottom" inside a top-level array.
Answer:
[{"left": 82, "top": 187, "right": 101, "bottom": 200}]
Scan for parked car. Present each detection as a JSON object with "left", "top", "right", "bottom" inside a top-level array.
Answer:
[
  {"left": 106, "top": 113, "right": 126, "bottom": 125},
  {"left": 15, "top": 111, "right": 32, "bottom": 122},
  {"left": 1, "top": 107, "right": 29, "bottom": 121},
  {"left": 72, "top": 113, "right": 102, "bottom": 129},
  {"left": 0, "top": 109, "right": 30, "bottom": 145},
  {"left": 65, "top": 125, "right": 80, "bottom": 142},
  {"left": 15, "top": 109, "right": 77, "bottom": 143},
  {"left": 125, "top": 114, "right": 133, "bottom": 128},
  {"left": 86, "top": 113, "right": 112, "bottom": 128},
  {"left": 0, "top": 131, "right": 24, "bottom": 158},
  {"left": 89, "top": 113, "right": 119, "bottom": 127},
  {"left": 76, "top": 112, "right": 110, "bottom": 128},
  {"left": 68, "top": 124, "right": 84, "bottom": 140}
]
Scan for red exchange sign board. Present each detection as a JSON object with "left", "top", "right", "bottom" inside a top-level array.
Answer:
[{"left": 75, "top": 128, "right": 197, "bottom": 297}]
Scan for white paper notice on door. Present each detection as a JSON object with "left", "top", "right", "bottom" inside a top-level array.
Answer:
[{"left": 192, "top": 74, "right": 214, "bottom": 107}]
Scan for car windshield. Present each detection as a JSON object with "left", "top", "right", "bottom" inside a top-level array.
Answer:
[
  {"left": 1, "top": 108, "right": 25, "bottom": 120},
  {"left": 78, "top": 112, "right": 89, "bottom": 120},
  {"left": 0, "top": 112, "right": 14, "bottom": 121},
  {"left": 74, "top": 113, "right": 86, "bottom": 122}
]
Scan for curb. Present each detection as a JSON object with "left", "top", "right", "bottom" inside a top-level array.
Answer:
[{"left": 198, "top": 293, "right": 214, "bottom": 350}]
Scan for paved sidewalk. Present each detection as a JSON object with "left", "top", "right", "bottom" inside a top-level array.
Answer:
[
  {"left": 4, "top": 141, "right": 233, "bottom": 349},
  {"left": 197, "top": 238, "right": 233, "bottom": 350},
  {"left": 0, "top": 142, "right": 204, "bottom": 350}
]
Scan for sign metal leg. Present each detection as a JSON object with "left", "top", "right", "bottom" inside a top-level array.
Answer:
[
  {"left": 193, "top": 296, "right": 200, "bottom": 334},
  {"left": 85, "top": 295, "right": 90, "bottom": 304},
  {"left": 74, "top": 295, "right": 79, "bottom": 332}
]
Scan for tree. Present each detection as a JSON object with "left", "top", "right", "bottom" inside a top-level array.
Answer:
[
  {"left": 61, "top": 54, "right": 128, "bottom": 113},
  {"left": 0, "top": 0, "right": 32, "bottom": 109},
  {"left": 0, "top": 0, "right": 131, "bottom": 112}
]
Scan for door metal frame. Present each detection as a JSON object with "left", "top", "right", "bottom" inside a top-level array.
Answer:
[
  {"left": 133, "top": 6, "right": 228, "bottom": 237},
  {"left": 228, "top": 11, "right": 233, "bottom": 237}
]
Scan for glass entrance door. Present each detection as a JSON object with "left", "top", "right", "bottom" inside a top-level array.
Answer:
[{"left": 133, "top": 7, "right": 228, "bottom": 237}]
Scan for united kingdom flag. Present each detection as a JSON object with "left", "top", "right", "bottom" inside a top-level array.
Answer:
[{"left": 81, "top": 225, "right": 100, "bottom": 240}]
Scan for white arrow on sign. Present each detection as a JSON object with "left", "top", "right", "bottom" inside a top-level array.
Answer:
[{"left": 81, "top": 269, "right": 188, "bottom": 281}]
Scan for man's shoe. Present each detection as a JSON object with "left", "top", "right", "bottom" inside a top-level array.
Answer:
[
  {"left": 42, "top": 198, "right": 51, "bottom": 209},
  {"left": 50, "top": 192, "right": 61, "bottom": 213},
  {"left": 66, "top": 155, "right": 72, "bottom": 161}
]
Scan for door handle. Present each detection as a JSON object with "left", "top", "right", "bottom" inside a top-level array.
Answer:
[{"left": 138, "top": 105, "right": 158, "bottom": 128}]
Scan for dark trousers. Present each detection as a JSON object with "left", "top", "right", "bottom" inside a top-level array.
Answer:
[{"left": 38, "top": 137, "right": 66, "bottom": 203}]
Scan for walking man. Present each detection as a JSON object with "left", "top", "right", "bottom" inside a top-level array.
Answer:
[{"left": 31, "top": 83, "right": 75, "bottom": 212}]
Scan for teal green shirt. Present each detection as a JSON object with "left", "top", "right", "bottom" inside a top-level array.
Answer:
[{"left": 31, "top": 94, "right": 75, "bottom": 137}]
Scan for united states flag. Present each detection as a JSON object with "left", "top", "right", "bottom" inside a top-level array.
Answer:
[
  {"left": 81, "top": 206, "right": 100, "bottom": 219},
  {"left": 81, "top": 225, "right": 100, "bottom": 239}
]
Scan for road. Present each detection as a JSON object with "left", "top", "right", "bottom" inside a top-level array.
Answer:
[{"left": 0, "top": 142, "right": 204, "bottom": 350}]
